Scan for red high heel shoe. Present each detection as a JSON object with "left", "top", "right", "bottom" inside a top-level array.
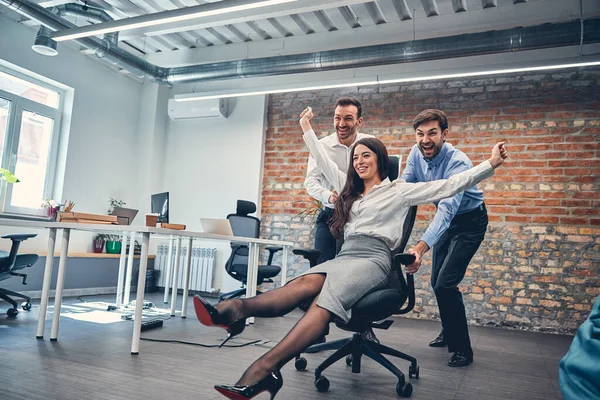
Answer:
[
  {"left": 214, "top": 370, "right": 283, "bottom": 400},
  {"left": 193, "top": 295, "right": 246, "bottom": 347}
]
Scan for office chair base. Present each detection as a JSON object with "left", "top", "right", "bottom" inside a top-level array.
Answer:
[{"left": 297, "top": 332, "right": 418, "bottom": 397}]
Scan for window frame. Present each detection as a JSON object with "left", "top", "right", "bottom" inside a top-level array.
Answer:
[{"left": 0, "top": 67, "right": 65, "bottom": 217}]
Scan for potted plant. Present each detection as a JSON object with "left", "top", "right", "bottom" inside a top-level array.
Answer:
[
  {"left": 93, "top": 234, "right": 107, "bottom": 253},
  {"left": 105, "top": 234, "right": 122, "bottom": 254},
  {"left": 108, "top": 197, "right": 126, "bottom": 214},
  {"left": 40, "top": 198, "right": 61, "bottom": 221},
  {"left": 297, "top": 198, "right": 324, "bottom": 237},
  {"left": 0, "top": 168, "right": 19, "bottom": 183}
]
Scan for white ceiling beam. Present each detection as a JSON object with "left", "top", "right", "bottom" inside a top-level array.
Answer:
[
  {"left": 451, "top": 0, "right": 467, "bottom": 13},
  {"left": 338, "top": 5, "right": 361, "bottom": 28},
  {"left": 114, "top": 0, "right": 374, "bottom": 39},
  {"left": 391, "top": 0, "right": 412, "bottom": 20},
  {"left": 365, "top": 1, "right": 386, "bottom": 24},
  {"left": 145, "top": 0, "right": 599, "bottom": 67},
  {"left": 481, "top": 0, "right": 497, "bottom": 9},
  {"left": 421, "top": 0, "right": 439, "bottom": 17}
]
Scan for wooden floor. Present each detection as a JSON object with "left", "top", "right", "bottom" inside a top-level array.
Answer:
[{"left": 0, "top": 292, "right": 572, "bottom": 400}]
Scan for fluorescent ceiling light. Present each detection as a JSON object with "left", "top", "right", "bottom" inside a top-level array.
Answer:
[
  {"left": 51, "top": 0, "right": 296, "bottom": 42},
  {"left": 175, "top": 80, "right": 380, "bottom": 102},
  {"left": 174, "top": 60, "right": 600, "bottom": 102}
]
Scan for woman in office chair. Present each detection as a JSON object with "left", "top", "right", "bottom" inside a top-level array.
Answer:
[{"left": 194, "top": 107, "right": 508, "bottom": 400}]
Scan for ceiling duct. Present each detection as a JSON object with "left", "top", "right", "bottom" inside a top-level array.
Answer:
[
  {"left": 31, "top": 3, "right": 118, "bottom": 56},
  {"left": 2, "top": 0, "right": 599, "bottom": 86}
]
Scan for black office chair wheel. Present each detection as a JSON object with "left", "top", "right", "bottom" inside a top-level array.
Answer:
[
  {"left": 396, "top": 381, "right": 413, "bottom": 397},
  {"left": 315, "top": 376, "right": 330, "bottom": 392},
  {"left": 21, "top": 302, "right": 32, "bottom": 311},
  {"left": 345, "top": 355, "right": 353, "bottom": 366},
  {"left": 7, "top": 308, "right": 18, "bottom": 318},
  {"left": 409, "top": 365, "right": 419, "bottom": 379},
  {"left": 295, "top": 357, "right": 307, "bottom": 371}
]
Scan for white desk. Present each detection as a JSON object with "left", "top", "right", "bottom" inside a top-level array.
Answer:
[{"left": 0, "top": 218, "right": 293, "bottom": 354}]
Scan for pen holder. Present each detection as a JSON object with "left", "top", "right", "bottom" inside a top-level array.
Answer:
[{"left": 145, "top": 214, "right": 158, "bottom": 227}]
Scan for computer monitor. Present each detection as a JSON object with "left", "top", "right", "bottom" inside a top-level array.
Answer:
[{"left": 151, "top": 192, "right": 169, "bottom": 223}]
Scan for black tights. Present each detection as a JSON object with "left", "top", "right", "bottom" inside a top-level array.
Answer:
[{"left": 215, "top": 274, "right": 331, "bottom": 386}]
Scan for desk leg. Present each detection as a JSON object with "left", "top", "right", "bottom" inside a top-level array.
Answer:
[
  {"left": 247, "top": 243, "right": 260, "bottom": 325},
  {"left": 123, "top": 232, "right": 136, "bottom": 305},
  {"left": 50, "top": 228, "right": 70, "bottom": 341},
  {"left": 170, "top": 237, "right": 182, "bottom": 316},
  {"left": 36, "top": 228, "right": 57, "bottom": 339},
  {"left": 131, "top": 232, "right": 150, "bottom": 355},
  {"left": 116, "top": 231, "right": 129, "bottom": 307},
  {"left": 181, "top": 237, "right": 193, "bottom": 318},
  {"left": 281, "top": 246, "right": 289, "bottom": 286},
  {"left": 163, "top": 235, "right": 175, "bottom": 304}
]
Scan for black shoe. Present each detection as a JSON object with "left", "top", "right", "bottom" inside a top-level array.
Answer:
[
  {"left": 447, "top": 351, "right": 473, "bottom": 367},
  {"left": 215, "top": 370, "right": 283, "bottom": 400},
  {"left": 428, "top": 331, "right": 446, "bottom": 347}
]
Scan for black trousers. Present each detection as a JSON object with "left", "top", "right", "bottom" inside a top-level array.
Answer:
[
  {"left": 431, "top": 203, "right": 488, "bottom": 354},
  {"left": 314, "top": 207, "right": 337, "bottom": 265}
]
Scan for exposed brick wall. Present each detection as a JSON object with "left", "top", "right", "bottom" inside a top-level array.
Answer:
[{"left": 260, "top": 66, "right": 600, "bottom": 334}]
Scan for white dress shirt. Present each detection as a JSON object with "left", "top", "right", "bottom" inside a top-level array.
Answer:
[
  {"left": 304, "top": 131, "right": 375, "bottom": 209},
  {"left": 303, "top": 130, "right": 494, "bottom": 250}
]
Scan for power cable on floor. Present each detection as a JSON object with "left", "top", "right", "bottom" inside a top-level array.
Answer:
[{"left": 140, "top": 337, "right": 264, "bottom": 348}]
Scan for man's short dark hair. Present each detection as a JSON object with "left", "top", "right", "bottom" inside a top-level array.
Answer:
[
  {"left": 334, "top": 97, "right": 362, "bottom": 119},
  {"left": 413, "top": 109, "right": 448, "bottom": 131}
]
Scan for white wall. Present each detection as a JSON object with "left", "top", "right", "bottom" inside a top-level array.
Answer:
[
  {"left": 160, "top": 95, "right": 268, "bottom": 293},
  {"left": 0, "top": 15, "right": 143, "bottom": 252}
]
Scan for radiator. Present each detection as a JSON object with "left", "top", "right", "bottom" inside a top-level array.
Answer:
[{"left": 155, "top": 245, "right": 217, "bottom": 292}]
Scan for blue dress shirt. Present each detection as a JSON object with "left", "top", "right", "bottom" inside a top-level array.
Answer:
[{"left": 401, "top": 142, "right": 484, "bottom": 248}]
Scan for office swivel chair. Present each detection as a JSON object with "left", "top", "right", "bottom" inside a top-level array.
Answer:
[
  {"left": 219, "top": 200, "right": 282, "bottom": 302},
  {"left": 293, "top": 156, "right": 419, "bottom": 397},
  {"left": 0, "top": 234, "right": 39, "bottom": 317}
]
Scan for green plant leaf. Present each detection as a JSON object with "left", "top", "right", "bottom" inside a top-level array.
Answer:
[{"left": 0, "top": 168, "right": 20, "bottom": 183}]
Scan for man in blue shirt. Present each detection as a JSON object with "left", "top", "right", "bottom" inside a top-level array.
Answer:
[
  {"left": 559, "top": 294, "right": 600, "bottom": 399},
  {"left": 402, "top": 109, "right": 488, "bottom": 367}
]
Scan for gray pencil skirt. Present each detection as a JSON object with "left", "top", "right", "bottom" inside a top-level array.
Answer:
[{"left": 288, "top": 234, "right": 392, "bottom": 323}]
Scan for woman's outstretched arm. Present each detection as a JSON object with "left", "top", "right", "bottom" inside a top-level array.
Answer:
[
  {"left": 299, "top": 107, "right": 346, "bottom": 194},
  {"left": 396, "top": 142, "right": 508, "bottom": 206}
]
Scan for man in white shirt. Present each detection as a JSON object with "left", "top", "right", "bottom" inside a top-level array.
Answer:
[
  {"left": 304, "top": 97, "right": 376, "bottom": 343},
  {"left": 304, "top": 97, "right": 374, "bottom": 265}
]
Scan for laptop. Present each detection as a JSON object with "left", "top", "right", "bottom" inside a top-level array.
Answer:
[
  {"left": 111, "top": 207, "right": 139, "bottom": 225},
  {"left": 199, "top": 218, "right": 234, "bottom": 236}
]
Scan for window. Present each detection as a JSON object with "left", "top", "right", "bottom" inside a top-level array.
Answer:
[{"left": 0, "top": 68, "right": 63, "bottom": 216}]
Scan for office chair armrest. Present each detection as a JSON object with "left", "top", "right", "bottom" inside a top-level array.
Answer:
[
  {"left": 265, "top": 246, "right": 283, "bottom": 265},
  {"left": 392, "top": 253, "right": 416, "bottom": 315},
  {"left": 231, "top": 242, "right": 248, "bottom": 249},
  {"left": 292, "top": 248, "right": 322, "bottom": 268},
  {"left": 2, "top": 234, "right": 37, "bottom": 241}
]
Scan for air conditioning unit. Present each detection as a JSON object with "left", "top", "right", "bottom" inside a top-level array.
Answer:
[{"left": 167, "top": 98, "right": 229, "bottom": 120}]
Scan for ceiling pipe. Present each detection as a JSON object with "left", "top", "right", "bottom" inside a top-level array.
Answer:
[
  {"left": 2, "top": 0, "right": 600, "bottom": 86},
  {"left": 54, "top": 3, "right": 119, "bottom": 45},
  {"left": 32, "top": 4, "right": 118, "bottom": 56}
]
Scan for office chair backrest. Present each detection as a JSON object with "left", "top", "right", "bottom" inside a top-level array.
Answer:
[
  {"left": 227, "top": 200, "right": 260, "bottom": 239},
  {"left": 388, "top": 155, "right": 399, "bottom": 181},
  {"left": 0, "top": 234, "right": 36, "bottom": 272},
  {"left": 225, "top": 200, "right": 259, "bottom": 279}
]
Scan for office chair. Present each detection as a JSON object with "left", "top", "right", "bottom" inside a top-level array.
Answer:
[
  {"left": 0, "top": 234, "right": 39, "bottom": 317},
  {"left": 293, "top": 156, "right": 420, "bottom": 397},
  {"left": 219, "top": 200, "right": 282, "bottom": 302}
]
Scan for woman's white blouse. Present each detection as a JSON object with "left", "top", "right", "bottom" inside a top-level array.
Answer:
[{"left": 303, "top": 129, "right": 494, "bottom": 250}]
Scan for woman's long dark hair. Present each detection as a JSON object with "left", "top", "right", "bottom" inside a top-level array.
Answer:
[{"left": 329, "top": 137, "right": 389, "bottom": 239}]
